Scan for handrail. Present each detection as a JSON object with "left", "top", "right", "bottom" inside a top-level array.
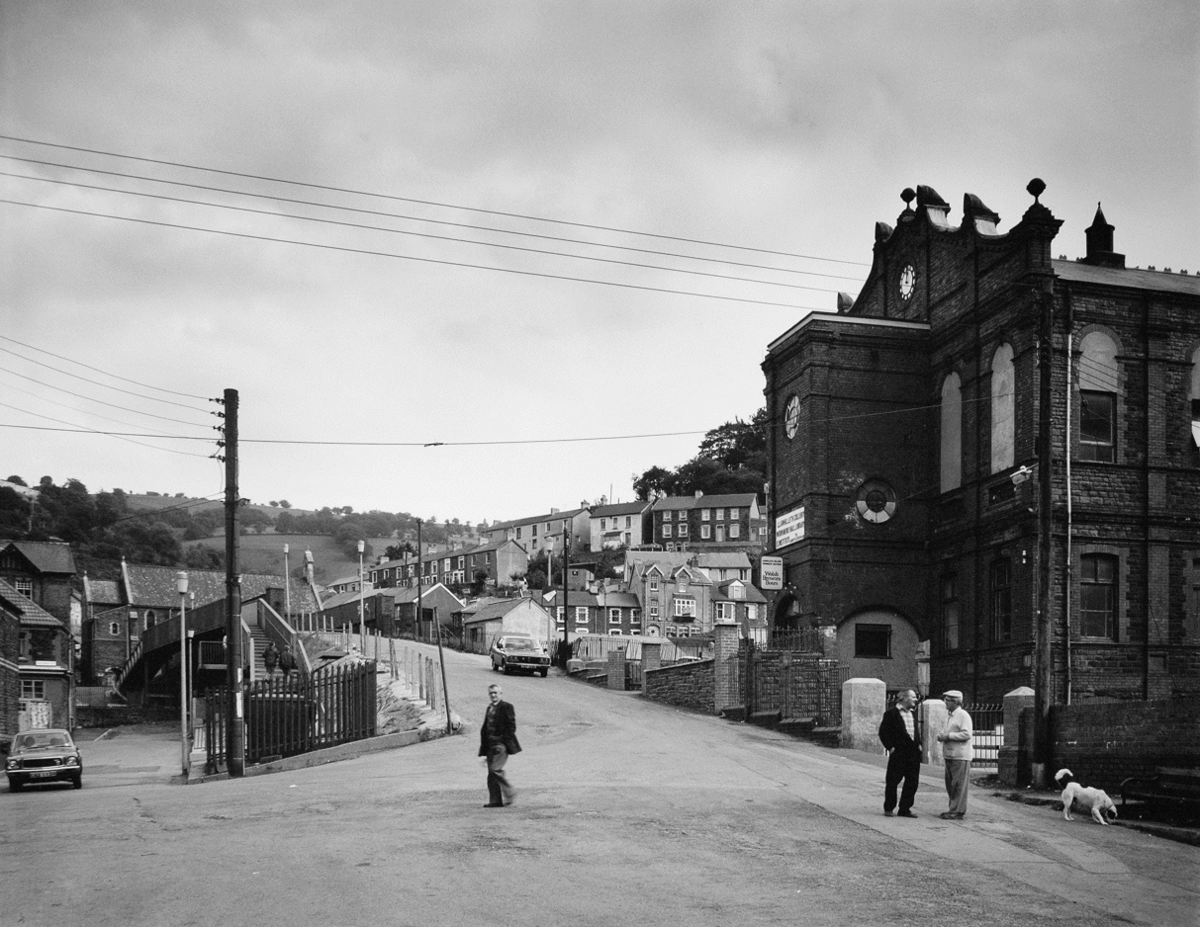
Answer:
[{"left": 257, "top": 599, "right": 312, "bottom": 677}]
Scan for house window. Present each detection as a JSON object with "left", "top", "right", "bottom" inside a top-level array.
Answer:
[
  {"left": 728, "top": 508, "right": 738, "bottom": 520},
  {"left": 15, "top": 578, "right": 32, "bottom": 597},
  {"left": 941, "top": 574, "right": 960, "bottom": 651},
  {"left": 746, "top": 604, "right": 757, "bottom": 621},
  {"left": 941, "top": 372, "right": 963, "bottom": 492},
  {"left": 625, "top": 517, "right": 632, "bottom": 528},
  {"left": 701, "top": 524, "right": 711, "bottom": 539},
  {"left": 574, "top": 606, "right": 589, "bottom": 624},
  {"left": 109, "top": 621, "right": 120, "bottom": 636},
  {"left": 516, "top": 527, "right": 522, "bottom": 539},
  {"left": 663, "top": 511, "right": 673, "bottom": 521},
  {"left": 600, "top": 518, "right": 607, "bottom": 530},
  {"left": 715, "top": 508, "right": 725, "bottom": 521},
  {"left": 730, "top": 584, "right": 745, "bottom": 600},
  {"left": 715, "top": 602, "right": 735, "bottom": 621},
  {"left": 1079, "top": 391, "right": 1116, "bottom": 462},
  {"left": 663, "top": 524, "right": 673, "bottom": 538},
  {"left": 556, "top": 607, "right": 565, "bottom": 625},
  {"left": 990, "top": 558, "right": 1012, "bottom": 643},
  {"left": 649, "top": 604, "right": 659, "bottom": 619},
  {"left": 457, "top": 556, "right": 464, "bottom": 569},
  {"left": 21, "top": 679, "right": 45, "bottom": 700},
  {"left": 144, "top": 609, "right": 156, "bottom": 628},
  {"left": 855, "top": 623, "right": 891, "bottom": 658},
  {"left": 991, "top": 343, "right": 1016, "bottom": 474},
  {"left": 1080, "top": 554, "right": 1118, "bottom": 640},
  {"left": 674, "top": 598, "right": 696, "bottom": 618},
  {"left": 630, "top": 609, "right": 641, "bottom": 627},
  {"left": 648, "top": 576, "right": 659, "bottom": 592},
  {"left": 608, "top": 608, "right": 622, "bottom": 625},
  {"left": 702, "top": 509, "right": 711, "bottom": 521},
  {"left": 729, "top": 524, "right": 740, "bottom": 539},
  {"left": 678, "top": 522, "right": 689, "bottom": 537},
  {"left": 1189, "top": 346, "right": 1200, "bottom": 448},
  {"left": 531, "top": 524, "right": 538, "bottom": 537},
  {"left": 624, "top": 532, "right": 631, "bottom": 545}
]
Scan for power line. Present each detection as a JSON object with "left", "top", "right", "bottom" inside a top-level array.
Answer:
[
  {"left": 0, "top": 156, "right": 867, "bottom": 283},
  {"left": 0, "top": 364, "right": 213, "bottom": 429},
  {"left": 0, "top": 135, "right": 872, "bottom": 268},
  {"left": 0, "top": 199, "right": 832, "bottom": 313},
  {"left": 0, "top": 400, "right": 213, "bottom": 458},
  {"left": 0, "top": 334, "right": 210, "bottom": 401},
  {"left": 0, "top": 344, "right": 212, "bottom": 413},
  {"left": 0, "top": 169, "right": 846, "bottom": 295}
]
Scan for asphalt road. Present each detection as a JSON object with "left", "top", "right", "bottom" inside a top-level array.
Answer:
[{"left": 4, "top": 643, "right": 1197, "bottom": 927}]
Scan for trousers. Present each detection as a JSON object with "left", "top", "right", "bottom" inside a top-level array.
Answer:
[
  {"left": 944, "top": 758, "right": 970, "bottom": 815},
  {"left": 884, "top": 747, "right": 921, "bottom": 814},
  {"left": 486, "top": 744, "right": 514, "bottom": 805}
]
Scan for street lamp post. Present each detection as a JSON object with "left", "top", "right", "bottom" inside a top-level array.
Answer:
[
  {"left": 358, "top": 539, "right": 366, "bottom": 649},
  {"left": 283, "top": 543, "right": 291, "bottom": 627},
  {"left": 176, "top": 570, "right": 189, "bottom": 776}
]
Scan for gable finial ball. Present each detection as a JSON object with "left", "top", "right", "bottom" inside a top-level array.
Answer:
[
  {"left": 900, "top": 187, "right": 916, "bottom": 208},
  {"left": 1026, "top": 178, "right": 1046, "bottom": 202}
]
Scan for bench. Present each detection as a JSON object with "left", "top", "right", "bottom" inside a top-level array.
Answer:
[{"left": 1120, "top": 766, "right": 1200, "bottom": 818}]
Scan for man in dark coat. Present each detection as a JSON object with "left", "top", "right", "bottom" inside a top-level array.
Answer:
[
  {"left": 878, "top": 688, "right": 922, "bottom": 818},
  {"left": 479, "top": 683, "right": 521, "bottom": 807},
  {"left": 263, "top": 642, "right": 279, "bottom": 678},
  {"left": 278, "top": 644, "right": 297, "bottom": 680}
]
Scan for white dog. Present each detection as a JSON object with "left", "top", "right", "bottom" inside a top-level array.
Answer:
[{"left": 1054, "top": 769, "right": 1118, "bottom": 825}]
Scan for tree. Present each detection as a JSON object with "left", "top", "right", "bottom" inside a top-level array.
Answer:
[
  {"left": 5, "top": 474, "right": 27, "bottom": 486},
  {"left": 279, "top": 500, "right": 292, "bottom": 509},
  {"left": 385, "top": 541, "right": 416, "bottom": 561},
  {"left": 269, "top": 501, "right": 279, "bottom": 507},
  {"left": 632, "top": 465, "right": 672, "bottom": 502}
]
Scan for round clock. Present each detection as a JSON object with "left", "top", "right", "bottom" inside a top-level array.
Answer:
[
  {"left": 899, "top": 264, "right": 915, "bottom": 301},
  {"left": 784, "top": 395, "right": 800, "bottom": 440},
  {"left": 856, "top": 480, "right": 897, "bottom": 524}
]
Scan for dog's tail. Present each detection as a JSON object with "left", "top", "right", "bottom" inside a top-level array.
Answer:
[{"left": 1054, "top": 768, "right": 1075, "bottom": 787}]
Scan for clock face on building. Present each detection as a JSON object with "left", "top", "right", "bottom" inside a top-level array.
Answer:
[
  {"left": 899, "top": 264, "right": 916, "bottom": 301},
  {"left": 784, "top": 395, "right": 800, "bottom": 440},
  {"left": 856, "top": 479, "right": 897, "bottom": 524}
]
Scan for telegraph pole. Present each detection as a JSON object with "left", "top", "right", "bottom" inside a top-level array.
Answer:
[
  {"left": 219, "top": 388, "right": 245, "bottom": 777},
  {"left": 559, "top": 522, "right": 570, "bottom": 667}
]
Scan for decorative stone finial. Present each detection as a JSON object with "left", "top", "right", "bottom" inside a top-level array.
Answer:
[
  {"left": 1026, "top": 177, "right": 1046, "bottom": 203},
  {"left": 900, "top": 187, "right": 916, "bottom": 210}
]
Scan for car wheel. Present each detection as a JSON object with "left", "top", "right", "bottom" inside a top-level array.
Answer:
[
  {"left": 540, "top": 668, "right": 548, "bottom": 677},
  {"left": 491, "top": 660, "right": 499, "bottom": 672},
  {"left": 8, "top": 779, "right": 21, "bottom": 792},
  {"left": 72, "top": 775, "right": 82, "bottom": 790},
  {"left": 502, "top": 661, "right": 510, "bottom": 675}
]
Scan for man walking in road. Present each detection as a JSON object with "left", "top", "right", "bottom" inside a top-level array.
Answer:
[
  {"left": 937, "top": 690, "right": 973, "bottom": 820},
  {"left": 878, "top": 688, "right": 921, "bottom": 818},
  {"left": 479, "top": 683, "right": 520, "bottom": 808}
]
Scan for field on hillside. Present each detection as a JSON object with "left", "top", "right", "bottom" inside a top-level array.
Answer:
[
  {"left": 123, "top": 493, "right": 307, "bottom": 519},
  {"left": 183, "top": 533, "right": 396, "bottom": 584}
]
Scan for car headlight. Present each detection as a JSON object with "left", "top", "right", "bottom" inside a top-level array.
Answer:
[
  {"left": 65, "top": 756, "right": 80, "bottom": 768},
  {"left": 5, "top": 759, "right": 18, "bottom": 771}
]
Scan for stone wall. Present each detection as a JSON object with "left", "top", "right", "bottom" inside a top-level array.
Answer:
[
  {"left": 1050, "top": 697, "right": 1200, "bottom": 793},
  {"left": 644, "top": 660, "right": 714, "bottom": 713}
]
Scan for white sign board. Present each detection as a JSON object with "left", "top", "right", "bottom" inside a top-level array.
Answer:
[
  {"left": 760, "top": 556, "right": 784, "bottom": 590},
  {"left": 775, "top": 506, "right": 805, "bottom": 549}
]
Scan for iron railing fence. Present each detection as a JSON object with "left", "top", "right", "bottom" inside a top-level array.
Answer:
[
  {"left": 202, "top": 660, "right": 378, "bottom": 772},
  {"left": 965, "top": 702, "right": 1003, "bottom": 768}
]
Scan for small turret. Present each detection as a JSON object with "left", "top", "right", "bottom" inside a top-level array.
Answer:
[{"left": 1082, "top": 203, "right": 1125, "bottom": 268}]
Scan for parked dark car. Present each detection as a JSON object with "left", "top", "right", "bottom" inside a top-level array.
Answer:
[
  {"left": 490, "top": 634, "right": 551, "bottom": 677},
  {"left": 5, "top": 729, "right": 83, "bottom": 791}
]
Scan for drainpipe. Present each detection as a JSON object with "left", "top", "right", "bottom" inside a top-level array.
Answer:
[
  {"left": 1142, "top": 292, "right": 1152, "bottom": 700},
  {"left": 1064, "top": 285, "right": 1073, "bottom": 705}
]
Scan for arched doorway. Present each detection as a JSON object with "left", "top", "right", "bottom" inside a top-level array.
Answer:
[{"left": 835, "top": 608, "right": 921, "bottom": 691}]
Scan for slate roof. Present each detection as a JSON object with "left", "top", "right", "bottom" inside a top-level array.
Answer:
[
  {"left": 0, "top": 539, "right": 76, "bottom": 575},
  {"left": 461, "top": 597, "right": 549, "bottom": 627},
  {"left": 121, "top": 563, "right": 319, "bottom": 614},
  {"left": 1052, "top": 260, "right": 1200, "bottom": 297},
  {"left": 0, "top": 579, "right": 63, "bottom": 627},
  {"left": 82, "top": 576, "right": 122, "bottom": 609},
  {"left": 590, "top": 501, "right": 650, "bottom": 517},
  {"left": 488, "top": 507, "right": 587, "bottom": 531},
  {"left": 712, "top": 580, "right": 768, "bottom": 604}
]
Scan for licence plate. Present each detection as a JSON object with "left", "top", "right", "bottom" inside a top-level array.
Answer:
[{"left": 31, "top": 770, "right": 56, "bottom": 778}]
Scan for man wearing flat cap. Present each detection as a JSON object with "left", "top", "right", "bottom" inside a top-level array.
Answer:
[{"left": 936, "top": 690, "right": 973, "bottom": 820}]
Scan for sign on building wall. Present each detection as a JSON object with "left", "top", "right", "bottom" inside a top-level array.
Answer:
[
  {"left": 775, "top": 506, "right": 805, "bottom": 549},
  {"left": 760, "top": 556, "right": 784, "bottom": 590}
]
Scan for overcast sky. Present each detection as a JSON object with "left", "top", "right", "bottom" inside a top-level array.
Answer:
[{"left": 1, "top": 1, "right": 1196, "bottom": 526}]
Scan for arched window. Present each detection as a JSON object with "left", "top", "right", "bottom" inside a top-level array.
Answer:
[
  {"left": 1080, "top": 553, "right": 1118, "bottom": 640},
  {"left": 991, "top": 344, "right": 1015, "bottom": 473},
  {"left": 989, "top": 558, "right": 1012, "bottom": 642},
  {"left": 940, "top": 373, "right": 962, "bottom": 492},
  {"left": 1078, "top": 331, "right": 1119, "bottom": 462}
]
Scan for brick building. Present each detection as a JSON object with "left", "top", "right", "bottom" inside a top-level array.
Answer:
[
  {"left": 762, "top": 180, "right": 1200, "bottom": 701},
  {"left": 648, "top": 493, "right": 763, "bottom": 552}
]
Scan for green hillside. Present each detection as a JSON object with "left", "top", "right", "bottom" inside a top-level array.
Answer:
[{"left": 183, "top": 533, "right": 397, "bottom": 585}]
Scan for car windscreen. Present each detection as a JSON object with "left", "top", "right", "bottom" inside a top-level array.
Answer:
[{"left": 504, "top": 638, "right": 537, "bottom": 651}]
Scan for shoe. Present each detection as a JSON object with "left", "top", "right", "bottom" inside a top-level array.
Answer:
[
  {"left": 898, "top": 811, "right": 918, "bottom": 818},
  {"left": 484, "top": 802, "right": 503, "bottom": 808},
  {"left": 883, "top": 810, "right": 894, "bottom": 817},
  {"left": 939, "top": 811, "right": 963, "bottom": 820}
]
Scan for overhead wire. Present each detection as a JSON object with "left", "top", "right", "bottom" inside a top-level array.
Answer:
[
  {"left": 0, "top": 156, "right": 866, "bottom": 283},
  {"left": 0, "top": 135, "right": 872, "bottom": 268},
  {"left": 0, "top": 400, "right": 213, "bottom": 458},
  {"left": 0, "top": 169, "right": 847, "bottom": 295}
]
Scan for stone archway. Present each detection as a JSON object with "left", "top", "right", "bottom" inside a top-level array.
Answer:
[{"left": 772, "top": 593, "right": 802, "bottom": 631}]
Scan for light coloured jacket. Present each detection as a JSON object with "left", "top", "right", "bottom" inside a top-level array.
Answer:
[{"left": 942, "top": 706, "right": 974, "bottom": 761}]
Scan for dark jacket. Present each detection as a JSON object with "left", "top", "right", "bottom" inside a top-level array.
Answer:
[
  {"left": 479, "top": 699, "right": 521, "bottom": 757},
  {"left": 878, "top": 705, "right": 921, "bottom": 753}
]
